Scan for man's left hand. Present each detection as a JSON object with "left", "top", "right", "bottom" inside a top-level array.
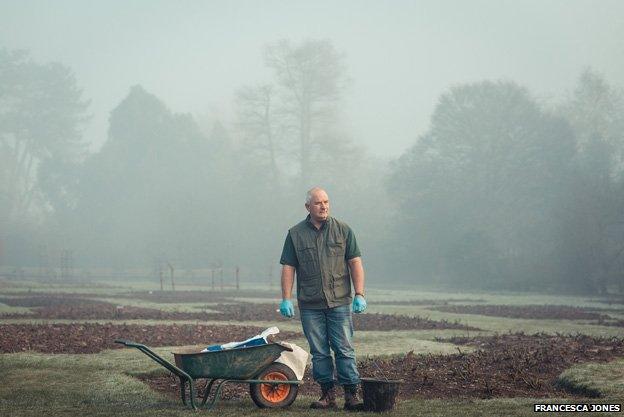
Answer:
[
  {"left": 352, "top": 295, "right": 367, "bottom": 313},
  {"left": 279, "top": 299, "right": 295, "bottom": 318}
]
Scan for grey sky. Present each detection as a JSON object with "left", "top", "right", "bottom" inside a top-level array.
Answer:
[{"left": 2, "top": 0, "right": 623, "bottom": 157}]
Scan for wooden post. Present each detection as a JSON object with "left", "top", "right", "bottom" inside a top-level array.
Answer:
[
  {"left": 159, "top": 265, "right": 163, "bottom": 291},
  {"left": 211, "top": 269, "right": 215, "bottom": 291},
  {"left": 220, "top": 268, "right": 223, "bottom": 291},
  {"left": 236, "top": 266, "right": 240, "bottom": 290},
  {"left": 168, "top": 262, "right": 175, "bottom": 291}
]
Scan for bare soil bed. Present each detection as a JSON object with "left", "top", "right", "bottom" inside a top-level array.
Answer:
[
  {"left": 0, "top": 323, "right": 301, "bottom": 354},
  {"left": 0, "top": 295, "right": 107, "bottom": 307},
  {"left": 2, "top": 296, "right": 478, "bottom": 331},
  {"left": 117, "top": 290, "right": 278, "bottom": 303},
  {"left": 353, "top": 312, "right": 478, "bottom": 331},
  {"left": 588, "top": 296, "right": 624, "bottom": 306},
  {"left": 143, "top": 333, "right": 624, "bottom": 401},
  {"left": 381, "top": 333, "right": 624, "bottom": 399},
  {"left": 590, "top": 318, "right": 624, "bottom": 327},
  {"left": 375, "top": 298, "right": 485, "bottom": 306},
  {"left": 429, "top": 304, "right": 613, "bottom": 321}
]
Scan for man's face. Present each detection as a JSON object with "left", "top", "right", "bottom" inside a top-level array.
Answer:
[{"left": 306, "top": 190, "right": 330, "bottom": 223}]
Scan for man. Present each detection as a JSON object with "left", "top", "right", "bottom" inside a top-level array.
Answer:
[{"left": 278, "top": 187, "right": 367, "bottom": 411}]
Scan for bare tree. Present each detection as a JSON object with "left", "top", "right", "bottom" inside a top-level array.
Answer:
[
  {"left": 264, "top": 39, "right": 348, "bottom": 186},
  {"left": 235, "top": 84, "right": 281, "bottom": 183}
]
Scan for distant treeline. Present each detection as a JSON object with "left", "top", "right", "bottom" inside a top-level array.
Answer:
[{"left": 1, "top": 42, "right": 623, "bottom": 294}]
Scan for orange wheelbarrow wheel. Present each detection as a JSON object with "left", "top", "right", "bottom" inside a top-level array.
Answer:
[{"left": 250, "top": 363, "right": 299, "bottom": 408}]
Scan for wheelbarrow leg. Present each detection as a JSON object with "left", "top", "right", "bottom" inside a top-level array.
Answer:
[
  {"left": 203, "top": 379, "right": 231, "bottom": 410},
  {"left": 180, "top": 379, "right": 198, "bottom": 409},
  {"left": 179, "top": 378, "right": 199, "bottom": 409},
  {"left": 178, "top": 376, "right": 201, "bottom": 410},
  {"left": 180, "top": 378, "right": 187, "bottom": 406},
  {"left": 201, "top": 379, "right": 218, "bottom": 406}
]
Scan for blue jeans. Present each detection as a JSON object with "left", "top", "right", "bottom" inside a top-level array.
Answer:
[{"left": 300, "top": 304, "right": 360, "bottom": 386}]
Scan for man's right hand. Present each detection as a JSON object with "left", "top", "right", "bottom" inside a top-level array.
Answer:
[{"left": 279, "top": 299, "right": 295, "bottom": 318}]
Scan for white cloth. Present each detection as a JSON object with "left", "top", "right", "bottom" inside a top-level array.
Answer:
[
  {"left": 275, "top": 341, "right": 310, "bottom": 380},
  {"left": 200, "top": 326, "right": 280, "bottom": 352},
  {"left": 219, "top": 326, "right": 280, "bottom": 349}
]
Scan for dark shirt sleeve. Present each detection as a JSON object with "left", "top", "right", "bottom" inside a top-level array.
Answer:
[
  {"left": 345, "top": 227, "right": 361, "bottom": 260},
  {"left": 279, "top": 231, "right": 298, "bottom": 267}
]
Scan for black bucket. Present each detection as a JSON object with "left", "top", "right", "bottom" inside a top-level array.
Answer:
[{"left": 361, "top": 378, "right": 402, "bottom": 412}]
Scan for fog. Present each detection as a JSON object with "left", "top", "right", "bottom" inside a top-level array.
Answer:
[{"left": 1, "top": 0, "right": 624, "bottom": 294}]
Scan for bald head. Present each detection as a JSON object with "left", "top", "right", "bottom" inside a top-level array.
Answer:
[
  {"left": 305, "top": 187, "right": 330, "bottom": 225},
  {"left": 306, "top": 187, "right": 328, "bottom": 204}
]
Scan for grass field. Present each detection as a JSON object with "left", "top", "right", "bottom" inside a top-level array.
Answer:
[{"left": 1, "top": 278, "right": 623, "bottom": 416}]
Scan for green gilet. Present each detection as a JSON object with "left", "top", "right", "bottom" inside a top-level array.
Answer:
[{"left": 290, "top": 216, "right": 352, "bottom": 309}]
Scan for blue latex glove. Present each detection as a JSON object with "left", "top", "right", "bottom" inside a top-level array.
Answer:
[
  {"left": 279, "top": 299, "right": 295, "bottom": 318},
  {"left": 352, "top": 295, "right": 367, "bottom": 313}
]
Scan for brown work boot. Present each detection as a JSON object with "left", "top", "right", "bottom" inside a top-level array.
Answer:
[
  {"left": 343, "top": 384, "right": 364, "bottom": 411},
  {"left": 310, "top": 383, "right": 337, "bottom": 409}
]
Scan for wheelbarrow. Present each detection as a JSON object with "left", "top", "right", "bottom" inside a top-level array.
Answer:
[{"left": 115, "top": 339, "right": 301, "bottom": 410}]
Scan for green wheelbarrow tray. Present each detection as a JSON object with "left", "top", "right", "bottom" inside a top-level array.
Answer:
[{"left": 115, "top": 339, "right": 302, "bottom": 410}]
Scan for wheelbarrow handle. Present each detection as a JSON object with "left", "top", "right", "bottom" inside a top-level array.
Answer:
[
  {"left": 115, "top": 340, "right": 194, "bottom": 385},
  {"left": 115, "top": 339, "right": 200, "bottom": 409}
]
